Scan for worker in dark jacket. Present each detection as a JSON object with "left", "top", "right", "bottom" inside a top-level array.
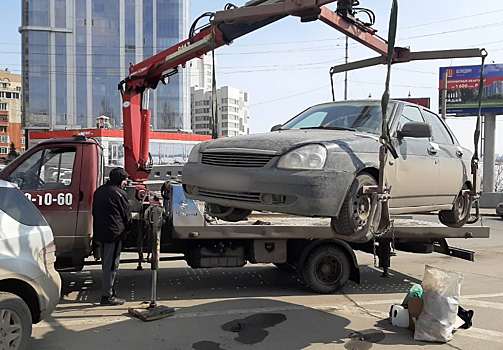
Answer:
[{"left": 92, "top": 167, "right": 132, "bottom": 306}]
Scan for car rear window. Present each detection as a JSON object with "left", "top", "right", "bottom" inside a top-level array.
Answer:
[{"left": 0, "top": 187, "right": 48, "bottom": 226}]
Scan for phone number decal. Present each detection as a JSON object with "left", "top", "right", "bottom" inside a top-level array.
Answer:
[{"left": 25, "top": 193, "right": 73, "bottom": 206}]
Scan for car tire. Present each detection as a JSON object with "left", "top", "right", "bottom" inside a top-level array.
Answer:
[
  {"left": 302, "top": 244, "right": 350, "bottom": 294},
  {"left": 0, "top": 292, "right": 32, "bottom": 350},
  {"left": 206, "top": 204, "right": 252, "bottom": 222},
  {"left": 438, "top": 186, "right": 472, "bottom": 228},
  {"left": 331, "top": 173, "right": 381, "bottom": 236},
  {"left": 222, "top": 208, "right": 253, "bottom": 222}
]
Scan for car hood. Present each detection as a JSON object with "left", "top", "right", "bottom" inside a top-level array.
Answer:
[{"left": 199, "top": 129, "right": 381, "bottom": 155}]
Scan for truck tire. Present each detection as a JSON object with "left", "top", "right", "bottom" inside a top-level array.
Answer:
[
  {"left": 206, "top": 204, "right": 252, "bottom": 222},
  {"left": 302, "top": 244, "right": 350, "bottom": 294},
  {"left": 438, "top": 186, "right": 472, "bottom": 228},
  {"left": 0, "top": 292, "right": 32, "bottom": 350},
  {"left": 331, "top": 173, "right": 381, "bottom": 236}
]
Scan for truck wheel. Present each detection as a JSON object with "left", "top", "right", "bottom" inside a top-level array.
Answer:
[
  {"left": 331, "top": 173, "right": 381, "bottom": 236},
  {"left": 302, "top": 245, "right": 350, "bottom": 294},
  {"left": 206, "top": 204, "right": 252, "bottom": 222},
  {"left": 0, "top": 292, "right": 32, "bottom": 350},
  {"left": 439, "top": 186, "right": 472, "bottom": 228}
]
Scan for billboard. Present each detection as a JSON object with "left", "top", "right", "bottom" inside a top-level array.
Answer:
[
  {"left": 396, "top": 97, "right": 430, "bottom": 109},
  {"left": 439, "top": 64, "right": 503, "bottom": 116}
]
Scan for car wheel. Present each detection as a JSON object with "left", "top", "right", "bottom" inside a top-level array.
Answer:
[
  {"left": 206, "top": 204, "right": 252, "bottom": 222},
  {"left": 221, "top": 208, "right": 253, "bottom": 222},
  {"left": 302, "top": 244, "right": 350, "bottom": 294},
  {"left": 331, "top": 173, "right": 381, "bottom": 236},
  {"left": 0, "top": 292, "right": 32, "bottom": 350},
  {"left": 438, "top": 186, "right": 472, "bottom": 228}
]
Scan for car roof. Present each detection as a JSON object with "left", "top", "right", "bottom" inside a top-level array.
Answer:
[
  {"left": 308, "top": 99, "right": 440, "bottom": 115},
  {"left": 0, "top": 179, "right": 16, "bottom": 188}
]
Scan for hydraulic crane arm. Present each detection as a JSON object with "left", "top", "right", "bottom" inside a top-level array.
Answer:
[{"left": 119, "top": 0, "right": 396, "bottom": 182}]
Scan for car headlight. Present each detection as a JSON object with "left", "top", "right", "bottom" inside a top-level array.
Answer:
[
  {"left": 188, "top": 144, "right": 201, "bottom": 163},
  {"left": 277, "top": 144, "right": 327, "bottom": 170}
]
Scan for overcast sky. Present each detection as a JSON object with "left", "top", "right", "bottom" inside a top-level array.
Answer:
[{"left": 2, "top": 0, "right": 503, "bottom": 153}]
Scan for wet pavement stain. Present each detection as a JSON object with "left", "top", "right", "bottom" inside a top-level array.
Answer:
[
  {"left": 344, "top": 329, "right": 385, "bottom": 350},
  {"left": 192, "top": 340, "right": 226, "bottom": 350},
  {"left": 222, "top": 313, "right": 287, "bottom": 345}
]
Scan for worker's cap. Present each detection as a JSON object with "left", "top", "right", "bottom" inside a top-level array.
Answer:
[{"left": 109, "top": 167, "right": 129, "bottom": 183}]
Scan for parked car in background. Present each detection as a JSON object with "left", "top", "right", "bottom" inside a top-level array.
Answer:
[
  {"left": 497, "top": 202, "right": 503, "bottom": 219},
  {"left": 183, "top": 100, "right": 474, "bottom": 238},
  {"left": 0, "top": 180, "right": 61, "bottom": 350}
]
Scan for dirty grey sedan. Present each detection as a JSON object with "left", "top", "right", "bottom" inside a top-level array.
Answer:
[{"left": 183, "top": 100, "right": 474, "bottom": 237}]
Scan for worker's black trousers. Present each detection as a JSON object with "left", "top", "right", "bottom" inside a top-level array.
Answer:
[{"left": 100, "top": 241, "right": 122, "bottom": 298}]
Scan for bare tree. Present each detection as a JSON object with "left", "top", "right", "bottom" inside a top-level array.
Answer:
[{"left": 495, "top": 158, "right": 503, "bottom": 193}]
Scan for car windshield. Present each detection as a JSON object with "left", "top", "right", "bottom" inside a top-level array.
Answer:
[{"left": 281, "top": 102, "right": 395, "bottom": 134}]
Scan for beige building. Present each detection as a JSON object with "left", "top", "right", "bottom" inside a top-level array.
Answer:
[
  {"left": 190, "top": 56, "right": 250, "bottom": 137},
  {"left": 0, "top": 69, "right": 25, "bottom": 157}
]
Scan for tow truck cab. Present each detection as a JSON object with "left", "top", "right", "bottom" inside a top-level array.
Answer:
[{"left": 0, "top": 135, "right": 103, "bottom": 270}]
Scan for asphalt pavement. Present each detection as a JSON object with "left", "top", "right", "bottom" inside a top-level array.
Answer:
[{"left": 31, "top": 215, "right": 503, "bottom": 350}]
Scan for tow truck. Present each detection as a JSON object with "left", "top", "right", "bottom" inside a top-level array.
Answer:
[{"left": 0, "top": 0, "right": 490, "bottom": 294}]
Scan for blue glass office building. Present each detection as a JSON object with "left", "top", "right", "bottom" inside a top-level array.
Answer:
[{"left": 20, "top": 0, "right": 191, "bottom": 131}]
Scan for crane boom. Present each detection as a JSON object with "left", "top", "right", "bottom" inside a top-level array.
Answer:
[{"left": 119, "top": 0, "right": 396, "bottom": 182}]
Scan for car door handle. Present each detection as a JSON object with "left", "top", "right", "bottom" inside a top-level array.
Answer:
[{"left": 427, "top": 147, "right": 438, "bottom": 155}]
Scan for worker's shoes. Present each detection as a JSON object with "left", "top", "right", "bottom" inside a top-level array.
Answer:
[{"left": 100, "top": 296, "right": 125, "bottom": 306}]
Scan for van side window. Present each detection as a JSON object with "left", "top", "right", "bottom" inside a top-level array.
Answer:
[{"left": 9, "top": 147, "right": 76, "bottom": 190}]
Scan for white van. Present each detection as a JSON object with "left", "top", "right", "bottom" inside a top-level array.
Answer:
[{"left": 0, "top": 180, "right": 61, "bottom": 350}]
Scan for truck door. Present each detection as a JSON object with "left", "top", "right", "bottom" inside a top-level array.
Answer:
[{"left": 6, "top": 145, "right": 82, "bottom": 253}]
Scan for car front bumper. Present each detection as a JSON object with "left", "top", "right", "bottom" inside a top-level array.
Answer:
[
  {"left": 36, "top": 267, "right": 61, "bottom": 321},
  {"left": 182, "top": 163, "right": 355, "bottom": 217}
]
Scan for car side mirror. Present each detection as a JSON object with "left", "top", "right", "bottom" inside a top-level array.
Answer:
[
  {"left": 398, "top": 122, "right": 432, "bottom": 139},
  {"left": 270, "top": 124, "right": 282, "bottom": 132}
]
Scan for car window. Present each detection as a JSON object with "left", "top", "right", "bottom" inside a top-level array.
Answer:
[
  {"left": 9, "top": 147, "right": 76, "bottom": 191},
  {"left": 400, "top": 106, "right": 424, "bottom": 125},
  {"left": 399, "top": 106, "right": 429, "bottom": 141},
  {"left": 281, "top": 102, "right": 395, "bottom": 134},
  {"left": 0, "top": 187, "right": 48, "bottom": 226},
  {"left": 422, "top": 110, "right": 454, "bottom": 145}
]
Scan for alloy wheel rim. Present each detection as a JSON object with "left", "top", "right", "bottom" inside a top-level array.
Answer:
[
  {"left": 353, "top": 193, "right": 371, "bottom": 229},
  {"left": 0, "top": 308, "right": 23, "bottom": 350},
  {"left": 456, "top": 194, "right": 466, "bottom": 217}
]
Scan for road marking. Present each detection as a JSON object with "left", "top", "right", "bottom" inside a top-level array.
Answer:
[
  {"left": 35, "top": 303, "right": 503, "bottom": 343},
  {"left": 35, "top": 292, "right": 503, "bottom": 343}
]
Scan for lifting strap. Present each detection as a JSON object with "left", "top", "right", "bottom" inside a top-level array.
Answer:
[{"left": 211, "top": 19, "right": 219, "bottom": 140}]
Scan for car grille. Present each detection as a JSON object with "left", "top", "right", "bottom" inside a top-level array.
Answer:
[
  {"left": 201, "top": 152, "right": 274, "bottom": 168},
  {"left": 198, "top": 187, "right": 261, "bottom": 203}
]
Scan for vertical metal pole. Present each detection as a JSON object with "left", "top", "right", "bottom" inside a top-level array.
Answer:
[
  {"left": 150, "top": 206, "right": 163, "bottom": 308},
  {"left": 483, "top": 114, "right": 496, "bottom": 193},
  {"left": 441, "top": 70, "right": 448, "bottom": 120},
  {"left": 344, "top": 36, "right": 348, "bottom": 100}
]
